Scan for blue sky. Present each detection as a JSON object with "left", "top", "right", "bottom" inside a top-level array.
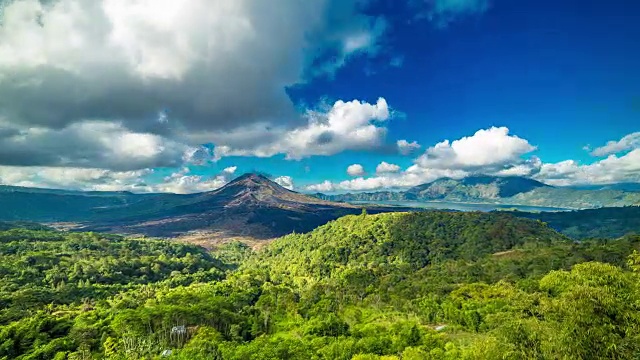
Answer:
[{"left": 0, "top": 0, "right": 638, "bottom": 192}]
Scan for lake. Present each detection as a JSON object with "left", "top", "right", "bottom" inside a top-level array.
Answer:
[{"left": 351, "top": 200, "right": 570, "bottom": 213}]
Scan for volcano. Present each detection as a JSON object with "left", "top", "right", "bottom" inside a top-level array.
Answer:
[
  {"left": 0, "top": 173, "right": 410, "bottom": 241},
  {"left": 84, "top": 173, "right": 371, "bottom": 239},
  {"left": 190, "top": 173, "right": 343, "bottom": 209}
]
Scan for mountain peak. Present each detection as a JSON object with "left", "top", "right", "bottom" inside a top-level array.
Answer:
[
  {"left": 211, "top": 173, "right": 286, "bottom": 199},
  {"left": 406, "top": 175, "right": 548, "bottom": 199},
  {"left": 207, "top": 172, "right": 340, "bottom": 208},
  {"left": 227, "top": 172, "right": 273, "bottom": 184}
]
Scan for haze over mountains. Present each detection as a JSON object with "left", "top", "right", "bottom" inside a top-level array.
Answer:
[{"left": 315, "top": 176, "right": 640, "bottom": 209}]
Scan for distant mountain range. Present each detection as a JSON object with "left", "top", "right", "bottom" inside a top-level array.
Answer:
[
  {"left": 566, "top": 183, "right": 640, "bottom": 192},
  {"left": 314, "top": 176, "right": 640, "bottom": 209},
  {"left": 2, "top": 174, "right": 639, "bottom": 241},
  {"left": 0, "top": 173, "right": 406, "bottom": 240}
]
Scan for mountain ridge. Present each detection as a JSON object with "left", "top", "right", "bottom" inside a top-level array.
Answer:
[
  {"left": 0, "top": 173, "right": 405, "bottom": 240},
  {"left": 2, "top": 174, "right": 639, "bottom": 240},
  {"left": 314, "top": 175, "right": 640, "bottom": 209}
]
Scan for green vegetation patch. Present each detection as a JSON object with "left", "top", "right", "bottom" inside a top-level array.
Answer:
[{"left": 2, "top": 211, "right": 640, "bottom": 359}]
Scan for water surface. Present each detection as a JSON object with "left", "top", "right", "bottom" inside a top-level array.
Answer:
[{"left": 352, "top": 200, "right": 570, "bottom": 213}]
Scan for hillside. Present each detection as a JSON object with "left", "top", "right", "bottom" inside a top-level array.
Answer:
[
  {"left": 568, "top": 183, "right": 640, "bottom": 192},
  {"left": 406, "top": 176, "right": 548, "bottom": 200},
  {"left": 257, "top": 211, "right": 567, "bottom": 278},
  {"left": 3, "top": 212, "right": 640, "bottom": 359},
  {"left": 0, "top": 184, "right": 189, "bottom": 222},
  {"left": 316, "top": 175, "right": 640, "bottom": 209},
  {"left": 94, "top": 173, "right": 372, "bottom": 238},
  {"left": 0, "top": 174, "right": 410, "bottom": 240},
  {"left": 508, "top": 186, "right": 640, "bottom": 208},
  {"left": 0, "top": 229, "right": 227, "bottom": 326},
  {"left": 516, "top": 205, "right": 640, "bottom": 239}
]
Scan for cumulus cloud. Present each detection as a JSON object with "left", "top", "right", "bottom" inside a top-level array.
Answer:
[
  {"left": 0, "top": 0, "right": 505, "bottom": 192},
  {"left": 222, "top": 166, "right": 238, "bottom": 174},
  {"left": 397, "top": 139, "right": 421, "bottom": 155},
  {"left": 536, "top": 150, "right": 640, "bottom": 186},
  {"left": 347, "top": 164, "right": 366, "bottom": 177},
  {"left": 306, "top": 126, "right": 538, "bottom": 192},
  {"left": 0, "top": 0, "right": 390, "bottom": 171},
  {"left": 0, "top": 164, "right": 244, "bottom": 194},
  {"left": 531, "top": 131, "right": 640, "bottom": 186},
  {"left": 492, "top": 156, "right": 542, "bottom": 177},
  {"left": 416, "top": 127, "right": 536, "bottom": 171},
  {"left": 0, "top": 120, "right": 191, "bottom": 170},
  {"left": 306, "top": 180, "right": 335, "bottom": 193},
  {"left": 0, "top": 166, "right": 152, "bottom": 191},
  {"left": 0, "top": 0, "right": 385, "bottom": 130},
  {"left": 305, "top": 166, "right": 467, "bottom": 192},
  {"left": 273, "top": 176, "right": 294, "bottom": 190},
  {"left": 214, "top": 97, "right": 392, "bottom": 160},
  {"left": 153, "top": 166, "right": 238, "bottom": 194},
  {"left": 307, "top": 128, "right": 640, "bottom": 192},
  {"left": 376, "top": 161, "right": 401, "bottom": 174},
  {"left": 332, "top": 171, "right": 443, "bottom": 191},
  {"left": 0, "top": 0, "right": 517, "bottom": 195},
  {"left": 590, "top": 132, "right": 640, "bottom": 157}
]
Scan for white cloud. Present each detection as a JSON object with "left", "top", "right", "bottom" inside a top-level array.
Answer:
[
  {"left": 305, "top": 167, "right": 467, "bottom": 192},
  {"left": 376, "top": 161, "right": 400, "bottom": 174},
  {"left": 214, "top": 97, "right": 392, "bottom": 160},
  {"left": 0, "top": 0, "right": 502, "bottom": 192},
  {"left": 0, "top": 120, "right": 190, "bottom": 170},
  {"left": 533, "top": 131, "right": 640, "bottom": 186},
  {"left": 152, "top": 166, "right": 238, "bottom": 194},
  {"left": 306, "top": 180, "right": 335, "bottom": 193},
  {"left": 0, "top": 164, "right": 242, "bottom": 194},
  {"left": 0, "top": 0, "right": 389, "bottom": 170},
  {"left": 306, "top": 126, "right": 538, "bottom": 192},
  {"left": 347, "top": 164, "right": 366, "bottom": 177},
  {"left": 334, "top": 173, "right": 428, "bottom": 191},
  {"left": 416, "top": 127, "right": 536, "bottom": 171},
  {"left": 0, "top": 0, "right": 509, "bottom": 192},
  {"left": 273, "top": 176, "right": 294, "bottom": 190},
  {"left": 536, "top": 149, "right": 640, "bottom": 186},
  {"left": 223, "top": 166, "right": 238, "bottom": 174},
  {"left": 0, "top": 166, "right": 152, "bottom": 191},
  {"left": 590, "top": 132, "right": 640, "bottom": 157},
  {"left": 397, "top": 139, "right": 421, "bottom": 155},
  {"left": 492, "top": 156, "right": 542, "bottom": 177},
  {"left": 0, "top": 0, "right": 384, "bottom": 127}
]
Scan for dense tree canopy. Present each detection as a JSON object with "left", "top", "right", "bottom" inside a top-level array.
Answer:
[
  {"left": 0, "top": 229, "right": 226, "bottom": 326},
  {"left": 518, "top": 205, "right": 640, "bottom": 239},
  {"left": 1, "top": 211, "right": 639, "bottom": 359}
]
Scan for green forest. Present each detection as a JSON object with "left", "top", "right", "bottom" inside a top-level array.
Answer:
[{"left": 2, "top": 211, "right": 640, "bottom": 359}]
